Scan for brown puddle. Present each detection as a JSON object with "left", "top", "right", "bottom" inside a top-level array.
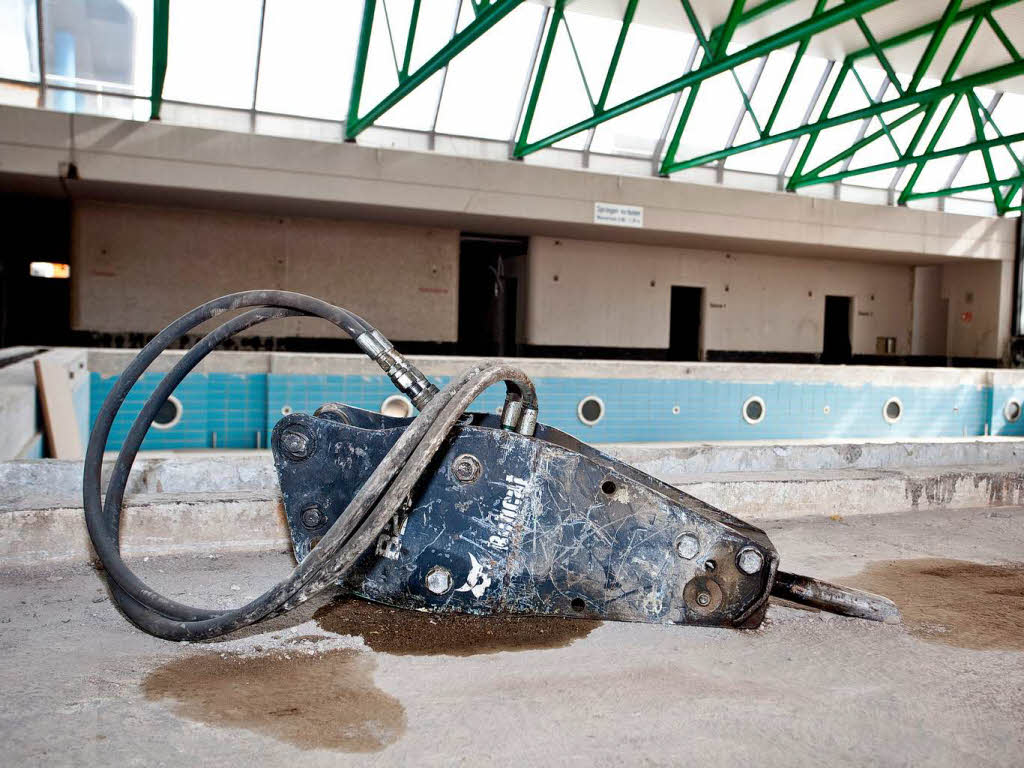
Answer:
[
  {"left": 143, "top": 639, "right": 405, "bottom": 752},
  {"left": 845, "top": 558, "right": 1024, "bottom": 651},
  {"left": 313, "top": 597, "right": 601, "bottom": 656}
]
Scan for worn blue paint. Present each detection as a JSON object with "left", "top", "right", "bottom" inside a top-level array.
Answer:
[{"left": 91, "top": 370, "right": 1017, "bottom": 449}]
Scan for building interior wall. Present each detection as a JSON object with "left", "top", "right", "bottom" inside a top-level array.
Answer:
[
  {"left": 523, "top": 236, "right": 921, "bottom": 357},
  {"left": 941, "top": 260, "right": 1011, "bottom": 361},
  {"left": 70, "top": 201, "right": 460, "bottom": 343},
  {"left": 58, "top": 200, "right": 1015, "bottom": 362}
]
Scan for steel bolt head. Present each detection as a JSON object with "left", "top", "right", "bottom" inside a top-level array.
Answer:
[
  {"left": 696, "top": 591, "right": 712, "bottom": 607},
  {"left": 452, "top": 453, "right": 483, "bottom": 484},
  {"left": 737, "top": 547, "right": 764, "bottom": 575},
  {"left": 280, "top": 427, "right": 312, "bottom": 460},
  {"left": 674, "top": 533, "right": 700, "bottom": 560},
  {"left": 425, "top": 566, "right": 453, "bottom": 595},
  {"left": 300, "top": 505, "right": 325, "bottom": 530}
]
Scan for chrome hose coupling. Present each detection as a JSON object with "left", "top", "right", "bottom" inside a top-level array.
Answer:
[{"left": 356, "top": 330, "right": 439, "bottom": 409}]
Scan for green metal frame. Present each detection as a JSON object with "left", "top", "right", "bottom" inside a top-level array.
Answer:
[
  {"left": 340, "top": 0, "right": 1024, "bottom": 214},
  {"left": 345, "top": 0, "right": 525, "bottom": 140},
  {"left": 516, "top": 0, "right": 892, "bottom": 155},
  {"left": 150, "top": 0, "right": 170, "bottom": 120},
  {"left": 782, "top": 0, "right": 1024, "bottom": 213}
]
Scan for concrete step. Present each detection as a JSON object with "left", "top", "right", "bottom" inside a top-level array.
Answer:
[
  {"left": 4, "top": 437, "right": 1022, "bottom": 505},
  {"left": 2, "top": 449, "right": 1023, "bottom": 565},
  {"left": 678, "top": 465, "right": 1024, "bottom": 520},
  {"left": 600, "top": 437, "right": 1024, "bottom": 475},
  {"left": 0, "top": 454, "right": 278, "bottom": 509},
  {"left": 2, "top": 490, "right": 285, "bottom": 567}
]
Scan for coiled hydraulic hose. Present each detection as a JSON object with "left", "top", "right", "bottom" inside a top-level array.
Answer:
[{"left": 83, "top": 291, "right": 538, "bottom": 640}]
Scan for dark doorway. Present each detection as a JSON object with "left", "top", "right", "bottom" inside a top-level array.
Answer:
[
  {"left": 669, "top": 286, "right": 703, "bottom": 361},
  {"left": 0, "top": 196, "right": 72, "bottom": 348},
  {"left": 822, "top": 295, "right": 852, "bottom": 364},
  {"left": 457, "top": 234, "right": 527, "bottom": 357}
]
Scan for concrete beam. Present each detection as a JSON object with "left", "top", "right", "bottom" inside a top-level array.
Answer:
[{"left": 0, "top": 105, "right": 1015, "bottom": 265}]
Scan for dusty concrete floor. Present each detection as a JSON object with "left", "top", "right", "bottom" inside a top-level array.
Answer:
[{"left": 1, "top": 506, "right": 1022, "bottom": 767}]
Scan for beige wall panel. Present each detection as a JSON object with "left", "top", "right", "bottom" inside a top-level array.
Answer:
[
  {"left": 281, "top": 218, "right": 457, "bottom": 341},
  {"left": 71, "top": 202, "right": 459, "bottom": 341},
  {"left": 525, "top": 237, "right": 915, "bottom": 355},
  {"left": 942, "top": 261, "right": 1008, "bottom": 360}
]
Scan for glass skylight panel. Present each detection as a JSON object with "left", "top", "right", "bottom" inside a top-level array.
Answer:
[
  {"left": 982, "top": 97, "right": 1023, "bottom": 183},
  {"left": 956, "top": 152, "right": 996, "bottom": 188},
  {"left": 255, "top": 0, "right": 362, "bottom": 120},
  {"left": 603, "top": 17, "right": 690, "bottom": 104},
  {"left": 356, "top": 0, "right": 454, "bottom": 131},
  {"left": 523, "top": 21, "right": 596, "bottom": 149},
  {"left": 725, "top": 133, "right": 791, "bottom": 175},
  {"left": 41, "top": 0, "right": 152, "bottom": 105},
  {"left": 908, "top": 154, "right": 961, "bottom": 195},
  {"left": 559, "top": 9, "right": 620, "bottom": 100},
  {"left": 672, "top": 69, "right": 743, "bottom": 162},
  {"left": 163, "top": 0, "right": 262, "bottom": 109},
  {"left": 0, "top": 0, "right": 38, "bottom": 82},
  {"left": 587, "top": 16, "right": 693, "bottom": 159},
  {"left": 798, "top": 63, "right": 886, "bottom": 176},
  {"left": 589, "top": 96, "right": 674, "bottom": 158},
  {"left": 434, "top": 2, "right": 543, "bottom": 141}
]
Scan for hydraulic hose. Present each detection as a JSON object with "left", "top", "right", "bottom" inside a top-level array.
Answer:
[{"left": 83, "top": 291, "right": 538, "bottom": 640}]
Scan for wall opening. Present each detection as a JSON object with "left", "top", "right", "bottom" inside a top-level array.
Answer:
[
  {"left": 0, "top": 196, "right": 72, "bottom": 348},
  {"left": 822, "top": 295, "right": 852, "bottom": 364},
  {"left": 912, "top": 265, "right": 948, "bottom": 359},
  {"left": 457, "top": 234, "right": 526, "bottom": 357},
  {"left": 669, "top": 286, "right": 703, "bottom": 361}
]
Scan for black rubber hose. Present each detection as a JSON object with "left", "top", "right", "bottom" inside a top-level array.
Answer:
[
  {"left": 108, "top": 361, "right": 534, "bottom": 639},
  {"left": 100, "top": 307, "right": 302, "bottom": 622},
  {"left": 84, "top": 291, "right": 538, "bottom": 640},
  {"left": 85, "top": 292, "right": 372, "bottom": 625},
  {"left": 100, "top": 358, "right": 533, "bottom": 639}
]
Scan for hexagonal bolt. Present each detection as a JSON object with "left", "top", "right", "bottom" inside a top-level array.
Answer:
[
  {"left": 452, "top": 453, "right": 483, "bottom": 484},
  {"left": 737, "top": 547, "right": 764, "bottom": 575},
  {"left": 674, "top": 533, "right": 700, "bottom": 560},
  {"left": 280, "top": 426, "right": 312, "bottom": 461},
  {"left": 696, "top": 591, "right": 712, "bottom": 607},
  {"left": 425, "top": 566, "right": 453, "bottom": 595},
  {"left": 300, "top": 505, "right": 326, "bottom": 530}
]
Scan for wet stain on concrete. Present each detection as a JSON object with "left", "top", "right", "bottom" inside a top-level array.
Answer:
[
  {"left": 314, "top": 597, "right": 601, "bottom": 656},
  {"left": 903, "top": 472, "right": 1024, "bottom": 509},
  {"left": 847, "top": 558, "right": 1024, "bottom": 651},
  {"left": 143, "top": 639, "right": 405, "bottom": 752}
]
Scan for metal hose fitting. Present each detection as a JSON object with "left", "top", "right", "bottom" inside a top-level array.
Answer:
[{"left": 356, "top": 330, "right": 439, "bottom": 409}]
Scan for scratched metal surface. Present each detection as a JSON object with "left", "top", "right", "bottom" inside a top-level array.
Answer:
[{"left": 273, "top": 407, "right": 778, "bottom": 627}]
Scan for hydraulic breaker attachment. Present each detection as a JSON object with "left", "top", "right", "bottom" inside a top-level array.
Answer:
[
  {"left": 273, "top": 405, "right": 898, "bottom": 627},
  {"left": 84, "top": 291, "right": 897, "bottom": 641}
]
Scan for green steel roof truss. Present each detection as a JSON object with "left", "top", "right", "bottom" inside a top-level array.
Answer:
[{"left": 338, "top": 0, "right": 1024, "bottom": 213}]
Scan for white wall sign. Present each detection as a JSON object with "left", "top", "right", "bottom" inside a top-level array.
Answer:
[{"left": 594, "top": 201, "right": 644, "bottom": 228}]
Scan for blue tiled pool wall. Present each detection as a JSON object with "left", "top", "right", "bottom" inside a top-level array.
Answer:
[
  {"left": 990, "top": 383, "right": 1024, "bottom": 436},
  {"left": 90, "top": 371, "right": 1024, "bottom": 451}
]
